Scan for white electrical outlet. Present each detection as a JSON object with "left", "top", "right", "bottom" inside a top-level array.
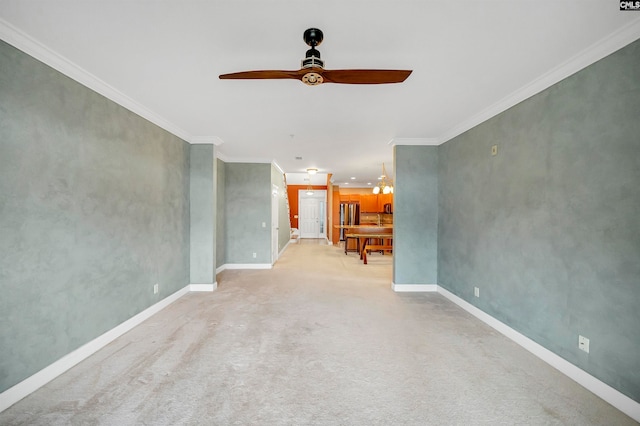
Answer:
[
  {"left": 252, "top": 252, "right": 257, "bottom": 258},
  {"left": 153, "top": 283, "right": 159, "bottom": 294},
  {"left": 579, "top": 335, "right": 590, "bottom": 353},
  {"left": 474, "top": 287, "right": 480, "bottom": 298},
  {"left": 491, "top": 145, "right": 498, "bottom": 156},
  {"left": 262, "top": 222, "right": 266, "bottom": 228}
]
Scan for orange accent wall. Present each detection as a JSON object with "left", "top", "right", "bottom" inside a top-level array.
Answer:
[
  {"left": 332, "top": 186, "right": 341, "bottom": 245},
  {"left": 287, "top": 185, "right": 327, "bottom": 229}
]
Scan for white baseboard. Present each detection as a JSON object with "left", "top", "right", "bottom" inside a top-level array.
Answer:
[
  {"left": 215, "top": 264, "right": 225, "bottom": 274},
  {"left": 0, "top": 284, "right": 191, "bottom": 413},
  {"left": 189, "top": 283, "right": 217, "bottom": 292},
  {"left": 391, "top": 283, "right": 438, "bottom": 292},
  {"left": 437, "top": 286, "right": 640, "bottom": 422},
  {"left": 221, "top": 263, "right": 272, "bottom": 270}
]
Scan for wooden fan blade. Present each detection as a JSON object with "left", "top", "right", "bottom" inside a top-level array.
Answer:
[
  {"left": 321, "top": 69, "right": 412, "bottom": 84},
  {"left": 219, "top": 70, "right": 303, "bottom": 80}
]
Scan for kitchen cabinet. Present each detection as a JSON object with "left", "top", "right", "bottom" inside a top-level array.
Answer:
[
  {"left": 377, "top": 193, "right": 393, "bottom": 212},
  {"left": 360, "top": 194, "right": 378, "bottom": 212},
  {"left": 340, "top": 194, "right": 361, "bottom": 203}
]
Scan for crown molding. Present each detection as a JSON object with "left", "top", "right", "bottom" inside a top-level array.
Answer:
[
  {"left": 438, "top": 17, "right": 640, "bottom": 145},
  {"left": 389, "top": 137, "right": 439, "bottom": 146},
  {"left": 217, "top": 156, "right": 273, "bottom": 164},
  {"left": 272, "top": 161, "right": 285, "bottom": 175},
  {"left": 213, "top": 150, "right": 274, "bottom": 165},
  {"left": 0, "top": 18, "right": 195, "bottom": 143},
  {"left": 214, "top": 151, "right": 230, "bottom": 162},
  {"left": 190, "top": 136, "right": 224, "bottom": 145}
]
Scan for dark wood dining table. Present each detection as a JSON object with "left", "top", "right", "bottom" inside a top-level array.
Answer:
[
  {"left": 343, "top": 227, "right": 393, "bottom": 262},
  {"left": 346, "top": 233, "right": 393, "bottom": 260}
]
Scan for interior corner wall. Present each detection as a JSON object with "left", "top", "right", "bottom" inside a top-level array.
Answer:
[
  {"left": 0, "top": 40, "right": 190, "bottom": 393},
  {"left": 393, "top": 145, "right": 438, "bottom": 285},
  {"left": 215, "top": 158, "right": 226, "bottom": 269},
  {"left": 437, "top": 38, "right": 640, "bottom": 402},
  {"left": 190, "top": 144, "right": 215, "bottom": 284},
  {"left": 223, "top": 163, "right": 272, "bottom": 264},
  {"left": 271, "top": 165, "right": 291, "bottom": 253}
]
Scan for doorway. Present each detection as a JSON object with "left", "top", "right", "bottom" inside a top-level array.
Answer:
[{"left": 298, "top": 190, "right": 327, "bottom": 239}]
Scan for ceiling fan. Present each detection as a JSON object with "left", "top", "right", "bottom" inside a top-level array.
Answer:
[{"left": 219, "top": 28, "right": 412, "bottom": 86}]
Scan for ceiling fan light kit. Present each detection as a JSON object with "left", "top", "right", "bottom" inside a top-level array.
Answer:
[{"left": 219, "top": 28, "right": 412, "bottom": 86}]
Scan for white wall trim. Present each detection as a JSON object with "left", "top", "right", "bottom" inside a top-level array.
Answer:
[
  {"left": 437, "top": 286, "right": 640, "bottom": 422},
  {"left": 222, "top": 263, "right": 273, "bottom": 270},
  {"left": 437, "top": 17, "right": 640, "bottom": 146},
  {"left": 391, "top": 283, "right": 438, "bottom": 292},
  {"left": 218, "top": 157, "right": 272, "bottom": 164},
  {"left": 272, "top": 160, "right": 285, "bottom": 175},
  {"left": 215, "top": 264, "right": 226, "bottom": 274},
  {"left": 0, "top": 18, "right": 198, "bottom": 144},
  {"left": 388, "top": 137, "right": 440, "bottom": 146},
  {"left": 189, "top": 283, "right": 217, "bottom": 292},
  {"left": 215, "top": 151, "right": 230, "bottom": 162},
  {"left": 0, "top": 284, "right": 191, "bottom": 413},
  {"left": 0, "top": 18, "right": 230, "bottom": 148},
  {"left": 191, "top": 136, "right": 224, "bottom": 146}
]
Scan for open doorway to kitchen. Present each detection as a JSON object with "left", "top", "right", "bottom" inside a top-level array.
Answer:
[{"left": 298, "top": 190, "right": 327, "bottom": 239}]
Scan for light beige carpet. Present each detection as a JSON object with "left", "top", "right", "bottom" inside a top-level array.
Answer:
[{"left": 0, "top": 241, "right": 636, "bottom": 425}]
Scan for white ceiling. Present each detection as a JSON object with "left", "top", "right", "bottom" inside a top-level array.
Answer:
[{"left": 1, "top": 2, "right": 639, "bottom": 186}]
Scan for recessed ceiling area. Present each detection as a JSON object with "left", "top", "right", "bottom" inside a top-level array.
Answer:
[{"left": 1, "top": 1, "right": 638, "bottom": 185}]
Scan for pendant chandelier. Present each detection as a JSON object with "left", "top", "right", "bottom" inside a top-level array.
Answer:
[{"left": 372, "top": 163, "right": 393, "bottom": 195}]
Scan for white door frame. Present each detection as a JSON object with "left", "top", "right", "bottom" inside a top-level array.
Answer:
[{"left": 298, "top": 190, "right": 327, "bottom": 239}]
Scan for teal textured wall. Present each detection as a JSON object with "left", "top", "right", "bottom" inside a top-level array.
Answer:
[
  {"left": 190, "top": 144, "right": 215, "bottom": 284},
  {"left": 393, "top": 145, "right": 439, "bottom": 285},
  {"left": 271, "top": 164, "right": 291, "bottom": 254},
  {"left": 438, "top": 39, "right": 640, "bottom": 401},
  {"left": 0, "top": 41, "right": 190, "bottom": 393},
  {"left": 223, "top": 163, "right": 272, "bottom": 264},
  {"left": 216, "top": 158, "right": 226, "bottom": 269}
]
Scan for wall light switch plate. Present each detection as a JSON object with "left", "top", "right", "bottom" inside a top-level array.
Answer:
[
  {"left": 474, "top": 287, "right": 480, "bottom": 298},
  {"left": 491, "top": 145, "right": 498, "bottom": 156},
  {"left": 153, "top": 283, "right": 159, "bottom": 294}
]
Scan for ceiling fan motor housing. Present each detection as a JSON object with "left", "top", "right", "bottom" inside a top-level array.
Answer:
[{"left": 301, "top": 48, "right": 324, "bottom": 69}]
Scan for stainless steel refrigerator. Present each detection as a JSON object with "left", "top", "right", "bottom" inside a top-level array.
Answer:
[{"left": 339, "top": 202, "right": 360, "bottom": 241}]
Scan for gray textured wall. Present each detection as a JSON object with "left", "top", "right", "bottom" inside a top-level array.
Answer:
[
  {"left": 271, "top": 164, "right": 291, "bottom": 253},
  {"left": 190, "top": 144, "right": 215, "bottom": 284},
  {"left": 216, "top": 158, "right": 226, "bottom": 269},
  {"left": 393, "top": 145, "right": 439, "bottom": 285},
  {"left": 223, "top": 163, "right": 271, "bottom": 264},
  {"left": 0, "top": 40, "right": 190, "bottom": 393},
  {"left": 438, "top": 39, "right": 640, "bottom": 401}
]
